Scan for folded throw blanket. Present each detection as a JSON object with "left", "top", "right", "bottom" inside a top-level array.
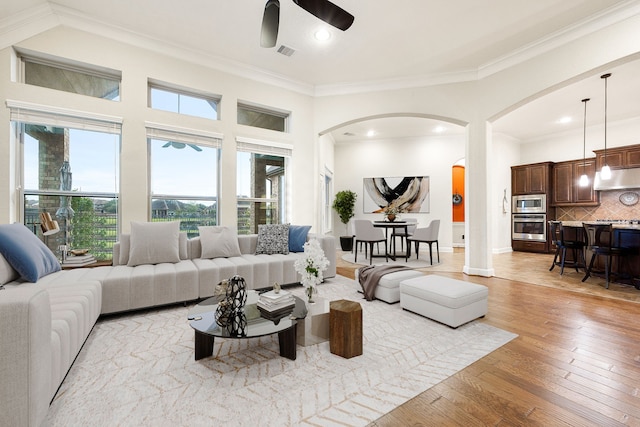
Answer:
[{"left": 358, "top": 264, "right": 412, "bottom": 301}]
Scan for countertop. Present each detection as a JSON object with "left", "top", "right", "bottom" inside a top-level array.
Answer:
[{"left": 561, "top": 221, "right": 640, "bottom": 230}]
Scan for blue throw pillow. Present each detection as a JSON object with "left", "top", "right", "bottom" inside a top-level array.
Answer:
[
  {"left": 0, "top": 223, "right": 61, "bottom": 282},
  {"left": 289, "top": 225, "right": 311, "bottom": 252}
]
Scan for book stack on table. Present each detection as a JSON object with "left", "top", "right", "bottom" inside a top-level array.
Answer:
[
  {"left": 257, "top": 290, "right": 295, "bottom": 321},
  {"left": 61, "top": 254, "right": 96, "bottom": 268}
]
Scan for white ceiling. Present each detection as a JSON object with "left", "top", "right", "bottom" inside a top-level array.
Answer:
[{"left": 2, "top": 0, "right": 640, "bottom": 142}]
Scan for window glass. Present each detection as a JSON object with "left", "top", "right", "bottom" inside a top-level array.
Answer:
[
  {"left": 149, "top": 86, "right": 219, "bottom": 120},
  {"left": 20, "top": 123, "right": 120, "bottom": 261},
  {"left": 23, "top": 59, "right": 120, "bottom": 100},
  {"left": 236, "top": 151, "right": 286, "bottom": 234},
  {"left": 237, "top": 103, "right": 288, "bottom": 132},
  {"left": 150, "top": 139, "right": 219, "bottom": 236}
]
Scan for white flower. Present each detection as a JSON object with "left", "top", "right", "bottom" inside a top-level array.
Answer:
[{"left": 294, "top": 239, "right": 329, "bottom": 289}]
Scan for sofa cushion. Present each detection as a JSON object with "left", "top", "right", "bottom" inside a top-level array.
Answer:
[
  {"left": 289, "top": 225, "right": 311, "bottom": 252},
  {"left": 199, "top": 226, "right": 242, "bottom": 258},
  {"left": 0, "top": 253, "right": 18, "bottom": 285},
  {"left": 127, "top": 221, "right": 180, "bottom": 267},
  {"left": 0, "top": 223, "right": 61, "bottom": 282},
  {"left": 255, "top": 224, "right": 290, "bottom": 255},
  {"left": 119, "top": 232, "right": 188, "bottom": 265}
]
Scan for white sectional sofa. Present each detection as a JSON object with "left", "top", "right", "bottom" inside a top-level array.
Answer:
[{"left": 0, "top": 222, "right": 335, "bottom": 427}]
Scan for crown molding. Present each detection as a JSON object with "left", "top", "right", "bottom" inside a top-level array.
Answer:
[
  {"left": 3, "top": 1, "right": 639, "bottom": 98},
  {"left": 0, "top": 4, "right": 59, "bottom": 51},
  {"left": 478, "top": 0, "right": 640, "bottom": 79}
]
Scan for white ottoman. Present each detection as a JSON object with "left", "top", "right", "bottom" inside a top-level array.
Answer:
[
  {"left": 399, "top": 275, "right": 488, "bottom": 328},
  {"left": 356, "top": 269, "right": 424, "bottom": 303}
]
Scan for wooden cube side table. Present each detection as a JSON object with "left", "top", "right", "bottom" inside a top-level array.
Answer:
[{"left": 329, "top": 299, "right": 362, "bottom": 358}]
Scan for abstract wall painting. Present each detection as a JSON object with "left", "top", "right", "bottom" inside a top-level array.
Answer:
[{"left": 363, "top": 176, "right": 430, "bottom": 213}]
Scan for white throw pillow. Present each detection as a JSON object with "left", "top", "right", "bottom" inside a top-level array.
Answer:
[
  {"left": 199, "top": 226, "right": 242, "bottom": 258},
  {"left": 0, "top": 252, "right": 19, "bottom": 285},
  {"left": 127, "top": 221, "right": 181, "bottom": 267}
]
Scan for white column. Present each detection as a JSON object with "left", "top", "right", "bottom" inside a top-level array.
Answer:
[{"left": 464, "top": 119, "right": 495, "bottom": 277}]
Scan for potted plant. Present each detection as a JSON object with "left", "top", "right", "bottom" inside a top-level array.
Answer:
[{"left": 332, "top": 190, "right": 357, "bottom": 251}]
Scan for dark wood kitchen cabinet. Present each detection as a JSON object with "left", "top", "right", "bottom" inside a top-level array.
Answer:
[
  {"left": 511, "top": 162, "right": 552, "bottom": 195},
  {"left": 594, "top": 143, "right": 640, "bottom": 169},
  {"left": 551, "top": 158, "right": 599, "bottom": 206}
]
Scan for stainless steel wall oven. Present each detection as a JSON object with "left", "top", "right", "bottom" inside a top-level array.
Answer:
[{"left": 512, "top": 213, "right": 547, "bottom": 242}]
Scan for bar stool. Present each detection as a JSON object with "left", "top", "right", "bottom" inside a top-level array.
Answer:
[
  {"left": 548, "top": 221, "right": 586, "bottom": 275},
  {"left": 582, "top": 223, "right": 630, "bottom": 289}
]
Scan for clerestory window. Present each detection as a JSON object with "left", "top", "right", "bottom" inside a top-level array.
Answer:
[
  {"left": 237, "top": 101, "right": 289, "bottom": 132},
  {"left": 149, "top": 80, "right": 220, "bottom": 120},
  {"left": 18, "top": 50, "right": 121, "bottom": 101}
]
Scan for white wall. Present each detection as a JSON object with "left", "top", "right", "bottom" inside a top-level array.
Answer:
[
  {"left": 333, "top": 133, "right": 465, "bottom": 251},
  {"left": 517, "top": 117, "right": 640, "bottom": 165},
  {"left": 0, "top": 26, "right": 321, "bottom": 233},
  {"left": 2, "top": 13, "right": 640, "bottom": 275},
  {"left": 492, "top": 134, "right": 520, "bottom": 252}
]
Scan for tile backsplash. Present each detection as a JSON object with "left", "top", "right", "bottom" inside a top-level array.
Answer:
[{"left": 555, "top": 189, "right": 640, "bottom": 221}]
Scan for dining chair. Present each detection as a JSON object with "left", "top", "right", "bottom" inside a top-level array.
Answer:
[
  {"left": 392, "top": 218, "right": 418, "bottom": 252},
  {"left": 406, "top": 219, "right": 440, "bottom": 264},
  {"left": 354, "top": 219, "right": 388, "bottom": 265},
  {"left": 548, "top": 221, "right": 586, "bottom": 275},
  {"left": 581, "top": 222, "right": 630, "bottom": 288}
]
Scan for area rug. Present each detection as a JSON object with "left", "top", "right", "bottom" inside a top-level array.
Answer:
[
  {"left": 46, "top": 275, "right": 516, "bottom": 427},
  {"left": 342, "top": 251, "right": 441, "bottom": 268}
]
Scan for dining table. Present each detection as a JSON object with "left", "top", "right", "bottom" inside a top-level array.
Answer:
[{"left": 373, "top": 220, "right": 410, "bottom": 261}]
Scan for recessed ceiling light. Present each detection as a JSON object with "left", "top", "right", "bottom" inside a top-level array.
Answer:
[
  {"left": 557, "top": 116, "right": 572, "bottom": 124},
  {"left": 314, "top": 29, "right": 331, "bottom": 41},
  {"left": 366, "top": 130, "right": 376, "bottom": 137},
  {"left": 433, "top": 126, "right": 445, "bottom": 133}
]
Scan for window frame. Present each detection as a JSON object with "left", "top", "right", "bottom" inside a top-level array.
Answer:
[
  {"left": 146, "top": 123, "right": 223, "bottom": 236},
  {"left": 237, "top": 101, "right": 290, "bottom": 133},
  {"left": 148, "top": 79, "right": 221, "bottom": 120},
  {"left": 236, "top": 137, "right": 292, "bottom": 234},
  {"left": 17, "top": 48, "right": 121, "bottom": 101},
  {"left": 10, "top": 102, "right": 123, "bottom": 260}
]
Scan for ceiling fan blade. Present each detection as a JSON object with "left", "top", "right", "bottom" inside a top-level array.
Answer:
[
  {"left": 293, "top": 0, "right": 354, "bottom": 31},
  {"left": 261, "top": 0, "right": 280, "bottom": 48},
  {"left": 188, "top": 144, "right": 203, "bottom": 152},
  {"left": 162, "top": 141, "right": 171, "bottom": 148}
]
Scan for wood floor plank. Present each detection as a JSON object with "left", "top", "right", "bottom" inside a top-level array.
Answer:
[{"left": 335, "top": 250, "right": 640, "bottom": 427}]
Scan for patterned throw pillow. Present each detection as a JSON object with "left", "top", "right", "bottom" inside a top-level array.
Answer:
[{"left": 255, "top": 224, "right": 290, "bottom": 255}]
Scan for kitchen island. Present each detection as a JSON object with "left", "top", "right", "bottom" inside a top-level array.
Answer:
[{"left": 559, "top": 221, "right": 640, "bottom": 288}]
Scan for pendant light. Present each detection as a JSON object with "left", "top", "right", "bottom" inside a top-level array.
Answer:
[
  {"left": 579, "top": 98, "right": 590, "bottom": 187},
  {"left": 600, "top": 73, "right": 612, "bottom": 180}
]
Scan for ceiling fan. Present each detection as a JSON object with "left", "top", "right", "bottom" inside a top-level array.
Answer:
[
  {"left": 162, "top": 141, "right": 203, "bottom": 152},
  {"left": 261, "top": 0, "right": 354, "bottom": 48}
]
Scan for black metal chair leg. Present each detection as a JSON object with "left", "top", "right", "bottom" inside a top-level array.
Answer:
[
  {"left": 559, "top": 247, "right": 566, "bottom": 275},
  {"left": 582, "top": 254, "right": 596, "bottom": 282}
]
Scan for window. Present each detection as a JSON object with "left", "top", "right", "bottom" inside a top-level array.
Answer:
[
  {"left": 148, "top": 125, "right": 221, "bottom": 237},
  {"left": 237, "top": 102, "right": 289, "bottom": 132},
  {"left": 149, "top": 81, "right": 219, "bottom": 120},
  {"left": 19, "top": 51, "right": 120, "bottom": 100},
  {"left": 11, "top": 104, "right": 122, "bottom": 261},
  {"left": 236, "top": 138, "right": 292, "bottom": 234}
]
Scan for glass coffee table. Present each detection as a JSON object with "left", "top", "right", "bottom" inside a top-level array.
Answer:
[{"left": 188, "top": 295, "right": 307, "bottom": 361}]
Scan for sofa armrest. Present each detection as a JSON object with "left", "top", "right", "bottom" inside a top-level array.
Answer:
[
  {"left": 308, "top": 234, "right": 336, "bottom": 278},
  {"left": 112, "top": 241, "right": 121, "bottom": 266},
  {"left": 0, "top": 286, "right": 52, "bottom": 427}
]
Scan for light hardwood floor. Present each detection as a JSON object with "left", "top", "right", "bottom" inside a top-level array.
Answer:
[{"left": 336, "top": 249, "right": 640, "bottom": 426}]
